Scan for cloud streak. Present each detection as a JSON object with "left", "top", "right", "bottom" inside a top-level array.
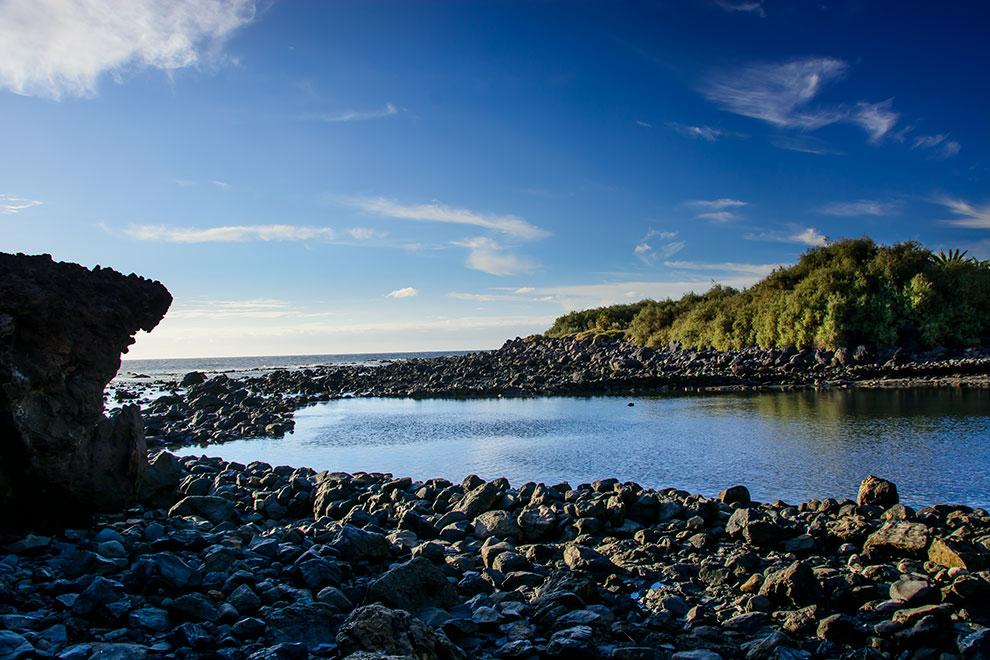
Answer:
[
  {"left": 125, "top": 224, "right": 336, "bottom": 243},
  {"left": 819, "top": 199, "right": 900, "bottom": 217},
  {"left": 938, "top": 197, "right": 990, "bottom": 229},
  {"left": 684, "top": 198, "right": 748, "bottom": 222},
  {"left": 0, "top": 0, "right": 255, "bottom": 99},
  {"left": 454, "top": 237, "right": 539, "bottom": 276},
  {"left": 0, "top": 194, "right": 43, "bottom": 214},
  {"left": 386, "top": 287, "right": 418, "bottom": 299},
  {"left": 302, "top": 102, "right": 399, "bottom": 123},
  {"left": 913, "top": 134, "right": 961, "bottom": 159},
  {"left": 745, "top": 226, "right": 828, "bottom": 247},
  {"left": 341, "top": 196, "right": 549, "bottom": 240},
  {"left": 702, "top": 57, "right": 903, "bottom": 143}
]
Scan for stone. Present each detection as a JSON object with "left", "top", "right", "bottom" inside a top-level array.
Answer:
[
  {"left": 328, "top": 524, "right": 392, "bottom": 561},
  {"left": 759, "top": 561, "right": 820, "bottom": 608},
  {"left": 928, "top": 537, "right": 983, "bottom": 569},
  {"left": 73, "top": 576, "right": 127, "bottom": 619},
  {"left": 367, "top": 556, "right": 459, "bottom": 612},
  {"left": 336, "top": 604, "right": 461, "bottom": 659},
  {"left": 563, "top": 544, "right": 617, "bottom": 573},
  {"left": 816, "top": 613, "right": 862, "bottom": 644},
  {"left": 454, "top": 481, "right": 504, "bottom": 519},
  {"left": 0, "top": 631, "right": 34, "bottom": 659},
  {"left": 139, "top": 451, "right": 185, "bottom": 506},
  {"left": 266, "top": 603, "right": 340, "bottom": 650},
  {"left": 718, "top": 485, "right": 751, "bottom": 506},
  {"left": 517, "top": 506, "right": 556, "bottom": 541},
  {"left": 181, "top": 371, "right": 207, "bottom": 387},
  {"left": 862, "top": 521, "right": 930, "bottom": 559},
  {"left": 726, "top": 508, "right": 785, "bottom": 547},
  {"left": 889, "top": 579, "right": 934, "bottom": 605},
  {"left": 168, "top": 495, "right": 237, "bottom": 525},
  {"left": 856, "top": 475, "right": 899, "bottom": 508},
  {"left": 0, "top": 252, "right": 171, "bottom": 527},
  {"left": 474, "top": 510, "right": 521, "bottom": 540}
]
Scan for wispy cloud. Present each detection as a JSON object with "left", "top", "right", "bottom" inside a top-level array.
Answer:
[
  {"left": 453, "top": 236, "right": 539, "bottom": 276},
  {"left": 937, "top": 197, "right": 990, "bottom": 229},
  {"left": 386, "top": 287, "right": 418, "bottom": 299},
  {"left": 635, "top": 240, "right": 685, "bottom": 265},
  {"left": 168, "top": 299, "right": 291, "bottom": 320},
  {"left": 347, "top": 227, "right": 386, "bottom": 240},
  {"left": 702, "top": 57, "right": 849, "bottom": 130},
  {"left": 714, "top": 0, "right": 766, "bottom": 17},
  {"left": 635, "top": 120, "right": 653, "bottom": 128},
  {"left": 745, "top": 226, "right": 828, "bottom": 247},
  {"left": 666, "top": 122, "right": 743, "bottom": 142},
  {"left": 771, "top": 134, "right": 843, "bottom": 156},
  {"left": 125, "top": 224, "right": 336, "bottom": 243},
  {"left": 819, "top": 199, "right": 900, "bottom": 217},
  {"left": 702, "top": 57, "right": 902, "bottom": 143},
  {"left": 913, "top": 134, "right": 961, "bottom": 159},
  {"left": 340, "top": 196, "right": 549, "bottom": 240},
  {"left": 684, "top": 198, "right": 748, "bottom": 222},
  {"left": 301, "top": 102, "right": 399, "bottom": 123},
  {"left": 0, "top": 0, "right": 255, "bottom": 100},
  {"left": 664, "top": 260, "right": 780, "bottom": 277},
  {"left": 0, "top": 194, "right": 43, "bottom": 214},
  {"left": 852, "top": 100, "right": 899, "bottom": 143}
]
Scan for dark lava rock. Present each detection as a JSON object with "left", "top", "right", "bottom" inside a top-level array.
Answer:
[
  {"left": 0, "top": 252, "right": 171, "bottom": 527},
  {"left": 856, "top": 474, "right": 899, "bottom": 508},
  {"left": 367, "top": 556, "right": 459, "bottom": 612},
  {"left": 336, "top": 604, "right": 462, "bottom": 659}
]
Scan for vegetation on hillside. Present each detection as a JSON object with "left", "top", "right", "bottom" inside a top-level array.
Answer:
[{"left": 546, "top": 239, "right": 990, "bottom": 351}]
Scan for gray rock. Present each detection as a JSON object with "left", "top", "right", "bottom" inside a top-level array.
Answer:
[
  {"left": 336, "top": 604, "right": 462, "bottom": 659},
  {"left": 168, "top": 495, "right": 237, "bottom": 525},
  {"left": 856, "top": 475, "right": 899, "bottom": 508},
  {"left": 367, "top": 556, "right": 459, "bottom": 612}
]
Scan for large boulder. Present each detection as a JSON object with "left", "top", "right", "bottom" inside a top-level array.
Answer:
[
  {"left": 856, "top": 475, "right": 899, "bottom": 508},
  {"left": 336, "top": 604, "right": 462, "bottom": 659},
  {"left": 0, "top": 253, "right": 171, "bottom": 527},
  {"left": 366, "top": 556, "right": 459, "bottom": 612}
]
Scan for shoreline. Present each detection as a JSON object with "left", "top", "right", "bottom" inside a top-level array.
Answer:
[
  {"left": 2, "top": 456, "right": 988, "bottom": 658},
  {"left": 113, "top": 335, "right": 990, "bottom": 451}
]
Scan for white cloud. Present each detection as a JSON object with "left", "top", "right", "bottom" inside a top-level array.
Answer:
[
  {"left": 0, "top": 0, "right": 255, "bottom": 99},
  {"left": 125, "top": 224, "right": 336, "bottom": 243},
  {"left": 685, "top": 198, "right": 748, "bottom": 222},
  {"left": 702, "top": 57, "right": 849, "bottom": 130},
  {"left": 386, "top": 287, "right": 419, "bottom": 299},
  {"left": 771, "top": 134, "right": 843, "bottom": 155},
  {"left": 702, "top": 57, "right": 903, "bottom": 143},
  {"left": 341, "top": 196, "right": 549, "bottom": 240},
  {"left": 211, "top": 180, "right": 230, "bottom": 190},
  {"left": 913, "top": 134, "right": 961, "bottom": 159},
  {"left": 635, "top": 240, "right": 685, "bottom": 265},
  {"left": 302, "top": 102, "right": 399, "bottom": 123},
  {"left": 635, "top": 120, "right": 653, "bottom": 128},
  {"left": 0, "top": 194, "right": 43, "bottom": 214},
  {"left": 714, "top": 0, "right": 766, "bottom": 17},
  {"left": 819, "top": 199, "right": 900, "bottom": 216},
  {"left": 169, "top": 299, "right": 291, "bottom": 320},
  {"left": 937, "top": 197, "right": 990, "bottom": 229},
  {"left": 663, "top": 260, "right": 781, "bottom": 277},
  {"left": 666, "top": 122, "right": 742, "bottom": 142},
  {"left": 347, "top": 227, "right": 386, "bottom": 240},
  {"left": 746, "top": 226, "right": 828, "bottom": 247},
  {"left": 852, "top": 99, "right": 899, "bottom": 142}
]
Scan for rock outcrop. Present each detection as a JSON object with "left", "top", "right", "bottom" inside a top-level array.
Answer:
[{"left": 0, "top": 252, "right": 171, "bottom": 526}]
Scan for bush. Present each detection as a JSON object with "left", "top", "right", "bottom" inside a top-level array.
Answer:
[{"left": 545, "top": 238, "right": 990, "bottom": 350}]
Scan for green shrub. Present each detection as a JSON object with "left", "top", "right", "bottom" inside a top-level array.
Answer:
[{"left": 545, "top": 238, "right": 990, "bottom": 350}]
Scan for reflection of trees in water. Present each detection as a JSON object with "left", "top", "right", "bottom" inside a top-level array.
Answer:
[{"left": 749, "top": 388, "right": 990, "bottom": 423}]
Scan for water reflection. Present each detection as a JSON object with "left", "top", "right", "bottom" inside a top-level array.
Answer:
[{"left": 178, "top": 390, "right": 990, "bottom": 508}]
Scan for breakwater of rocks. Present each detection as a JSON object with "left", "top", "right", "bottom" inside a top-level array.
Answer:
[
  {"left": 124, "top": 335, "right": 990, "bottom": 448},
  {"left": 1, "top": 463, "right": 988, "bottom": 659}
]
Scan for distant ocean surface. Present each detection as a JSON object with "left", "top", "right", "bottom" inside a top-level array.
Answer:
[{"left": 117, "top": 351, "right": 473, "bottom": 382}]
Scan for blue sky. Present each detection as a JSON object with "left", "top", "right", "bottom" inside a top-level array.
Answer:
[{"left": 1, "top": 0, "right": 988, "bottom": 358}]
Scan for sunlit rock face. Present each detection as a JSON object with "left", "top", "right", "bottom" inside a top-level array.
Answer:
[{"left": 0, "top": 252, "right": 171, "bottom": 527}]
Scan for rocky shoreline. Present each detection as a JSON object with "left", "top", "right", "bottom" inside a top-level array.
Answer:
[
  {"left": 124, "top": 335, "right": 990, "bottom": 449},
  {"left": 2, "top": 462, "right": 988, "bottom": 659}
]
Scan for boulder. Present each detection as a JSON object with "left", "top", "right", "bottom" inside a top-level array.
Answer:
[
  {"left": 928, "top": 537, "right": 984, "bottom": 569},
  {"left": 336, "top": 604, "right": 461, "bottom": 659},
  {"left": 726, "top": 507, "right": 786, "bottom": 547},
  {"left": 718, "top": 485, "right": 751, "bottom": 506},
  {"left": 168, "top": 496, "right": 237, "bottom": 525},
  {"left": 759, "top": 561, "right": 820, "bottom": 608},
  {"left": 366, "top": 556, "right": 459, "bottom": 612},
  {"left": 856, "top": 475, "right": 899, "bottom": 508},
  {"left": 862, "top": 521, "right": 930, "bottom": 559},
  {"left": 0, "top": 253, "right": 171, "bottom": 527}
]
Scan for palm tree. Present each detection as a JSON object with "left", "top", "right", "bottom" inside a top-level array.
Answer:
[{"left": 930, "top": 248, "right": 974, "bottom": 267}]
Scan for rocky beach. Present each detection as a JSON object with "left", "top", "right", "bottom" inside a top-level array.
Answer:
[
  {"left": 122, "top": 336, "right": 990, "bottom": 450},
  {"left": 2, "top": 253, "right": 990, "bottom": 659}
]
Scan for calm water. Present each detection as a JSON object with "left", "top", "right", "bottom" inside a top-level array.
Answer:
[{"left": 178, "top": 389, "right": 990, "bottom": 508}]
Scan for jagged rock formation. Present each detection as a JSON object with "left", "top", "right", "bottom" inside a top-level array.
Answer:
[{"left": 0, "top": 252, "right": 171, "bottom": 526}]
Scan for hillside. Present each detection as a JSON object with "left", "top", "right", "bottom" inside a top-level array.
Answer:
[{"left": 546, "top": 239, "right": 990, "bottom": 351}]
